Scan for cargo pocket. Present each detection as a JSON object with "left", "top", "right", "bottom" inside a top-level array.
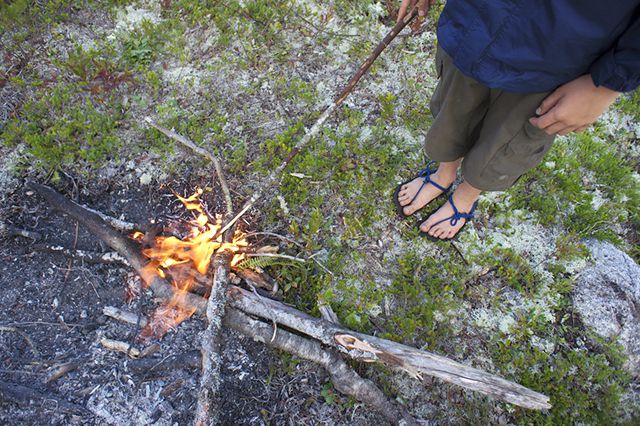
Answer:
[
  {"left": 485, "top": 121, "right": 554, "bottom": 183},
  {"left": 430, "top": 47, "right": 446, "bottom": 117},
  {"left": 435, "top": 45, "right": 444, "bottom": 79}
]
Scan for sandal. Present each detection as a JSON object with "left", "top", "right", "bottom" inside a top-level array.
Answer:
[
  {"left": 419, "top": 195, "right": 478, "bottom": 241},
  {"left": 393, "top": 161, "right": 452, "bottom": 217}
]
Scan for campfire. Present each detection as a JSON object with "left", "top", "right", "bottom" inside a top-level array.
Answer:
[{"left": 131, "top": 188, "right": 248, "bottom": 341}]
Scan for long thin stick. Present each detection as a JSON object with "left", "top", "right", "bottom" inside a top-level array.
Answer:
[
  {"left": 144, "top": 117, "right": 234, "bottom": 217},
  {"left": 216, "top": 8, "right": 419, "bottom": 236}
]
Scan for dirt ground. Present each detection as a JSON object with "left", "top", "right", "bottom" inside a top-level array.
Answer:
[{"left": 0, "top": 173, "right": 388, "bottom": 425}]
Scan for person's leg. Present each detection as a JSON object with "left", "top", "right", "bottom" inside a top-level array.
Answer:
[
  {"left": 398, "top": 46, "right": 490, "bottom": 216},
  {"left": 420, "top": 88, "right": 555, "bottom": 239}
]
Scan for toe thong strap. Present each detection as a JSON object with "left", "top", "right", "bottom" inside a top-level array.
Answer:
[
  {"left": 432, "top": 195, "right": 478, "bottom": 228},
  {"left": 408, "top": 161, "right": 450, "bottom": 206}
]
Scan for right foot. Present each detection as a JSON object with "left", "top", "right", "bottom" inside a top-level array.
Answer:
[{"left": 397, "top": 171, "right": 455, "bottom": 216}]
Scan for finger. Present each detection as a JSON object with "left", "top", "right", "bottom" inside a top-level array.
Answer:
[
  {"left": 417, "top": 0, "right": 428, "bottom": 16},
  {"left": 397, "top": 0, "right": 415, "bottom": 23},
  {"left": 544, "top": 122, "right": 567, "bottom": 135},
  {"left": 536, "top": 91, "right": 562, "bottom": 116},
  {"left": 529, "top": 105, "right": 563, "bottom": 130},
  {"left": 558, "top": 125, "right": 579, "bottom": 136}
]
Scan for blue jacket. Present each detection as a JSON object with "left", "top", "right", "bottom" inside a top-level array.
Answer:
[{"left": 438, "top": 1, "right": 640, "bottom": 93}]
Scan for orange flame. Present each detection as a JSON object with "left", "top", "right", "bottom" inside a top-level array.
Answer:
[{"left": 134, "top": 188, "right": 247, "bottom": 341}]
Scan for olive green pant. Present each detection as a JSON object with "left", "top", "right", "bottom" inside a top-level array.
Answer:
[{"left": 425, "top": 47, "right": 556, "bottom": 191}]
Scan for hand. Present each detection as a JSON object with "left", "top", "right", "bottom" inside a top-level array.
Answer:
[
  {"left": 529, "top": 75, "right": 620, "bottom": 136},
  {"left": 397, "top": 0, "right": 436, "bottom": 23}
]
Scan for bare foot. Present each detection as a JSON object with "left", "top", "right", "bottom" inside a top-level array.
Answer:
[
  {"left": 420, "top": 181, "right": 481, "bottom": 239},
  {"left": 397, "top": 163, "right": 458, "bottom": 216}
]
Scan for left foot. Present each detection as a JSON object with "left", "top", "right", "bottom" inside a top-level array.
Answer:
[{"left": 420, "top": 184, "right": 480, "bottom": 239}]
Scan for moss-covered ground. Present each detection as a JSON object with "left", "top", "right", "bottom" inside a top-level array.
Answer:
[{"left": 2, "top": 1, "right": 639, "bottom": 423}]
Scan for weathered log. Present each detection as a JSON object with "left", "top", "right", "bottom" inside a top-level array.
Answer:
[
  {"left": 225, "top": 309, "right": 417, "bottom": 425},
  {"left": 227, "top": 286, "right": 551, "bottom": 410}
]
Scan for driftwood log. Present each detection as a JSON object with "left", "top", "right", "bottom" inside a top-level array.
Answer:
[{"left": 28, "top": 182, "right": 551, "bottom": 413}]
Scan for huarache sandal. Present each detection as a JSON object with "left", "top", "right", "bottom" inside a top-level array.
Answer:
[
  {"left": 419, "top": 194, "right": 478, "bottom": 242},
  {"left": 393, "top": 161, "right": 452, "bottom": 218}
]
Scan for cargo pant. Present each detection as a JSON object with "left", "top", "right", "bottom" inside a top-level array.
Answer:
[{"left": 425, "top": 47, "right": 556, "bottom": 191}]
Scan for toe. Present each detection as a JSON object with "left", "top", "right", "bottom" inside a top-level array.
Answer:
[{"left": 403, "top": 204, "right": 414, "bottom": 215}]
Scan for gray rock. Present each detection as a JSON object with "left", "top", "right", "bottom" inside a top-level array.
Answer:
[{"left": 574, "top": 240, "right": 640, "bottom": 375}]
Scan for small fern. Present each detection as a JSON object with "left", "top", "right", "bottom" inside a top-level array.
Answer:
[{"left": 237, "top": 255, "right": 304, "bottom": 271}]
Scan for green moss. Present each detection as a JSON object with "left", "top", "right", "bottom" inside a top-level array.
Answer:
[
  {"left": 492, "top": 326, "right": 630, "bottom": 424},
  {"left": 2, "top": 81, "right": 124, "bottom": 173}
]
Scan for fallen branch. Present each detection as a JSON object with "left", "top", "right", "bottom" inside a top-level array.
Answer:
[
  {"left": 225, "top": 309, "right": 417, "bottom": 425},
  {"left": 44, "top": 360, "right": 84, "bottom": 384},
  {"left": 100, "top": 338, "right": 142, "bottom": 358},
  {"left": 28, "top": 182, "right": 207, "bottom": 314},
  {"left": 82, "top": 205, "right": 138, "bottom": 232}
]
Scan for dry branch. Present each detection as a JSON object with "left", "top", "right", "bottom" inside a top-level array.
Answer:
[
  {"left": 44, "top": 361, "right": 84, "bottom": 384},
  {"left": 28, "top": 182, "right": 207, "bottom": 314},
  {"left": 0, "top": 222, "right": 42, "bottom": 240},
  {"left": 100, "top": 338, "right": 142, "bottom": 358},
  {"left": 81, "top": 206, "right": 138, "bottom": 232},
  {"left": 225, "top": 309, "right": 417, "bottom": 425}
]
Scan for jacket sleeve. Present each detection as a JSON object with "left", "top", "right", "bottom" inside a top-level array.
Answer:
[{"left": 590, "top": 12, "right": 640, "bottom": 93}]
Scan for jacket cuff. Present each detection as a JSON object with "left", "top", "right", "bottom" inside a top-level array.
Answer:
[{"left": 590, "top": 50, "right": 640, "bottom": 93}]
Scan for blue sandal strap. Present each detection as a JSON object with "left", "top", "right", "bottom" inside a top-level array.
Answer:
[
  {"left": 430, "top": 195, "right": 478, "bottom": 228},
  {"left": 407, "top": 161, "right": 451, "bottom": 206}
]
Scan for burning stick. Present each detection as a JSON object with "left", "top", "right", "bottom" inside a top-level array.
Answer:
[{"left": 216, "top": 8, "right": 420, "bottom": 237}]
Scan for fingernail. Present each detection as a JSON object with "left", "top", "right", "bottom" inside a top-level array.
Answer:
[{"left": 536, "top": 108, "right": 542, "bottom": 115}]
